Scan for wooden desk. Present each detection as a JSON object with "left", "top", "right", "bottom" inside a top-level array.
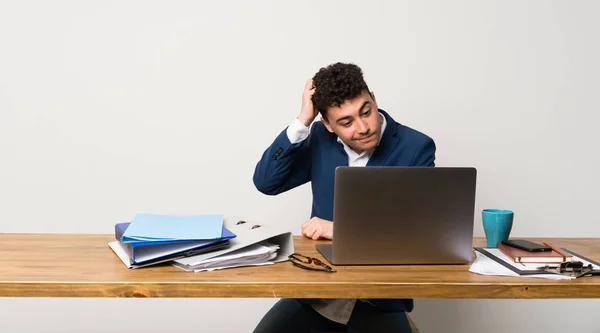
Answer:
[{"left": 1, "top": 234, "right": 599, "bottom": 299}]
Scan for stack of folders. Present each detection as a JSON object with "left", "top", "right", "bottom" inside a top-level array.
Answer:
[
  {"left": 108, "top": 214, "right": 295, "bottom": 272},
  {"left": 108, "top": 213, "right": 236, "bottom": 269}
]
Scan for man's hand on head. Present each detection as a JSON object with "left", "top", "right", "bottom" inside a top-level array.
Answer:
[
  {"left": 301, "top": 217, "right": 333, "bottom": 240},
  {"left": 297, "top": 79, "right": 318, "bottom": 127}
]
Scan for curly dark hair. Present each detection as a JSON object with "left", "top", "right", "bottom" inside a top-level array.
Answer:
[{"left": 311, "top": 62, "right": 370, "bottom": 119}]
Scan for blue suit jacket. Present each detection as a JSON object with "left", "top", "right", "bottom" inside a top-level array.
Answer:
[{"left": 253, "top": 109, "right": 436, "bottom": 312}]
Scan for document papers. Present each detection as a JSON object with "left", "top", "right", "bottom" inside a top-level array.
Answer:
[
  {"left": 108, "top": 216, "right": 294, "bottom": 271},
  {"left": 173, "top": 242, "right": 280, "bottom": 272},
  {"left": 172, "top": 217, "right": 294, "bottom": 272},
  {"left": 471, "top": 247, "right": 600, "bottom": 280},
  {"left": 470, "top": 249, "right": 573, "bottom": 280}
]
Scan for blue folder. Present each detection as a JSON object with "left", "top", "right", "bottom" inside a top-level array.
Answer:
[
  {"left": 121, "top": 213, "right": 225, "bottom": 243},
  {"left": 115, "top": 222, "right": 236, "bottom": 265}
]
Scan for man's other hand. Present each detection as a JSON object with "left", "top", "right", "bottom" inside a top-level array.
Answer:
[
  {"left": 297, "top": 79, "right": 317, "bottom": 127},
  {"left": 301, "top": 217, "right": 333, "bottom": 240}
]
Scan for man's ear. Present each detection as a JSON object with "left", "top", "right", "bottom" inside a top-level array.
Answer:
[
  {"left": 320, "top": 117, "right": 334, "bottom": 133},
  {"left": 370, "top": 91, "right": 377, "bottom": 103}
]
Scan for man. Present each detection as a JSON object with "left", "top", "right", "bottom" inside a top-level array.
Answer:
[{"left": 252, "top": 62, "right": 436, "bottom": 333}]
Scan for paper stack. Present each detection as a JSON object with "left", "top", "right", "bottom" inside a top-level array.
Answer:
[
  {"left": 471, "top": 247, "right": 600, "bottom": 280},
  {"left": 172, "top": 217, "right": 295, "bottom": 272},
  {"left": 174, "top": 242, "right": 280, "bottom": 272},
  {"left": 108, "top": 215, "right": 295, "bottom": 272},
  {"left": 469, "top": 249, "right": 574, "bottom": 280},
  {"left": 108, "top": 213, "right": 236, "bottom": 269}
]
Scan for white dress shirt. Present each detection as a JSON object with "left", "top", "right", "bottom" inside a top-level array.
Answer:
[{"left": 285, "top": 112, "right": 387, "bottom": 324}]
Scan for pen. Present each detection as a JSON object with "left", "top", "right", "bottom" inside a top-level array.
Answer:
[{"left": 542, "top": 242, "right": 569, "bottom": 260}]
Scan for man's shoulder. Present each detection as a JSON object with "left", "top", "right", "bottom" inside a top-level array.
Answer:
[
  {"left": 381, "top": 109, "right": 434, "bottom": 147},
  {"left": 308, "top": 120, "right": 333, "bottom": 139},
  {"left": 394, "top": 122, "right": 435, "bottom": 146}
]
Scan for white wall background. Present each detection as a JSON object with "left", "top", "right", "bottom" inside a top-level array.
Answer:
[{"left": 1, "top": 0, "right": 599, "bottom": 332}]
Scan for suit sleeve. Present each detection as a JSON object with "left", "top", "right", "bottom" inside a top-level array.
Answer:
[
  {"left": 252, "top": 123, "right": 314, "bottom": 195},
  {"left": 410, "top": 137, "right": 436, "bottom": 167}
]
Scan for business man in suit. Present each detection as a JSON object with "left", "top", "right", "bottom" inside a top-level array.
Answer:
[{"left": 252, "top": 62, "right": 436, "bottom": 333}]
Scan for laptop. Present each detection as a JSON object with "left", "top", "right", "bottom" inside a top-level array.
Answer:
[{"left": 316, "top": 166, "right": 477, "bottom": 265}]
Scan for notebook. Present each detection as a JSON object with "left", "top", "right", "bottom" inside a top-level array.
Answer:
[{"left": 497, "top": 242, "right": 573, "bottom": 263}]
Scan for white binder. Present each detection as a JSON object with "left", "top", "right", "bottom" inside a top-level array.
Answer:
[{"left": 172, "top": 216, "right": 294, "bottom": 271}]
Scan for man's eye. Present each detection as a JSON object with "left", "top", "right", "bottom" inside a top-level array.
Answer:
[
  {"left": 362, "top": 110, "right": 371, "bottom": 116},
  {"left": 342, "top": 122, "right": 352, "bottom": 127}
]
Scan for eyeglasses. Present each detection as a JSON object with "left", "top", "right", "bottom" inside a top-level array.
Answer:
[
  {"left": 288, "top": 253, "right": 336, "bottom": 273},
  {"left": 539, "top": 261, "right": 595, "bottom": 278}
]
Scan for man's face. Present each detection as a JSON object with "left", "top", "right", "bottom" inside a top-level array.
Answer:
[{"left": 321, "top": 90, "right": 383, "bottom": 154}]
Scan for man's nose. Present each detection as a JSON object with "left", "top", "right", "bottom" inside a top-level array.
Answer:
[{"left": 357, "top": 119, "right": 370, "bottom": 134}]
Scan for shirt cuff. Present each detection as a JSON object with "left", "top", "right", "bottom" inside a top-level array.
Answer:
[{"left": 286, "top": 118, "right": 310, "bottom": 144}]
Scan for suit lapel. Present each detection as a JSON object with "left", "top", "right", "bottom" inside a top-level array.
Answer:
[{"left": 328, "top": 132, "right": 349, "bottom": 167}]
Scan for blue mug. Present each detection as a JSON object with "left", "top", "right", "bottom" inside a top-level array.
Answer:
[{"left": 482, "top": 209, "right": 514, "bottom": 248}]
